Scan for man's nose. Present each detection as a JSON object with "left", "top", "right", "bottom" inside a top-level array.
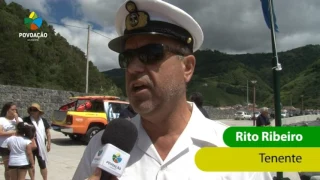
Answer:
[{"left": 127, "top": 57, "right": 145, "bottom": 74}]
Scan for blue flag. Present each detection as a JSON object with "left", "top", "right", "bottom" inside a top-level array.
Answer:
[{"left": 260, "top": 0, "right": 279, "bottom": 32}]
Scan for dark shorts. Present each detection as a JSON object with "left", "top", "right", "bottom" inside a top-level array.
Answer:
[
  {"left": 32, "top": 148, "right": 46, "bottom": 169},
  {"left": 0, "top": 147, "right": 10, "bottom": 156},
  {"left": 9, "top": 164, "right": 31, "bottom": 169}
]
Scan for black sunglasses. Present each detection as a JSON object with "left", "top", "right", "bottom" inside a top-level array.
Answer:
[{"left": 118, "top": 44, "right": 182, "bottom": 68}]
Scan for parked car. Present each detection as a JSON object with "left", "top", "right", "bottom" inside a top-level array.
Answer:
[
  {"left": 234, "top": 111, "right": 251, "bottom": 120},
  {"left": 281, "top": 111, "right": 288, "bottom": 118},
  {"left": 51, "top": 95, "right": 129, "bottom": 144}
]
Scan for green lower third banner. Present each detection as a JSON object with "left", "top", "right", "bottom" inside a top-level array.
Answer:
[{"left": 223, "top": 127, "right": 320, "bottom": 147}]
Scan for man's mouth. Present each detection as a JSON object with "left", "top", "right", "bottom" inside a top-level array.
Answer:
[
  {"left": 131, "top": 80, "right": 150, "bottom": 93},
  {"left": 132, "top": 84, "right": 148, "bottom": 92}
]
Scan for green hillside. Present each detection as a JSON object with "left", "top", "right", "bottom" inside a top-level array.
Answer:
[
  {"left": 0, "top": 1, "right": 122, "bottom": 96},
  {"left": 281, "top": 59, "right": 320, "bottom": 108},
  {"left": 4, "top": 1, "right": 318, "bottom": 108},
  {"left": 104, "top": 45, "right": 320, "bottom": 109}
]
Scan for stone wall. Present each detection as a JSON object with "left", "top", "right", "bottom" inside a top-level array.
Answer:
[
  {"left": 0, "top": 84, "right": 85, "bottom": 121},
  {"left": 204, "top": 106, "right": 238, "bottom": 120},
  {"left": 0, "top": 84, "right": 238, "bottom": 121}
]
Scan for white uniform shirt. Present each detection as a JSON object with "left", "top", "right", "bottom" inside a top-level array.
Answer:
[
  {"left": 0, "top": 117, "right": 23, "bottom": 147},
  {"left": 6, "top": 136, "right": 32, "bottom": 166},
  {"left": 73, "top": 103, "right": 274, "bottom": 180}
]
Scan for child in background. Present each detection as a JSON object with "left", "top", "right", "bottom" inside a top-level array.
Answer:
[{"left": 5, "top": 122, "right": 35, "bottom": 180}]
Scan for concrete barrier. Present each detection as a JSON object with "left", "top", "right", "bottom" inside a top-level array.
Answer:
[
  {"left": 281, "top": 115, "right": 320, "bottom": 125},
  {"left": 218, "top": 115, "right": 320, "bottom": 126},
  {"left": 311, "top": 176, "right": 320, "bottom": 180}
]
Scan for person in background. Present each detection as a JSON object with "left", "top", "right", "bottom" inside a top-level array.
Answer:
[
  {"left": 0, "top": 102, "right": 23, "bottom": 180},
  {"left": 119, "top": 104, "right": 137, "bottom": 120},
  {"left": 256, "top": 107, "right": 271, "bottom": 127},
  {"left": 5, "top": 122, "right": 36, "bottom": 180},
  {"left": 23, "top": 103, "right": 51, "bottom": 180},
  {"left": 189, "top": 92, "right": 210, "bottom": 118}
]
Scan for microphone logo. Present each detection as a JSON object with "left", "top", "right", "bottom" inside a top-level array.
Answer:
[{"left": 112, "top": 153, "right": 122, "bottom": 163}]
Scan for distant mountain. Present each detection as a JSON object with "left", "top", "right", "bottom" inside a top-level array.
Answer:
[
  {"left": 0, "top": 1, "right": 122, "bottom": 96},
  {"left": 281, "top": 58, "right": 320, "bottom": 109},
  {"left": 103, "top": 69, "right": 126, "bottom": 95},
  {"left": 103, "top": 44, "right": 320, "bottom": 109}
]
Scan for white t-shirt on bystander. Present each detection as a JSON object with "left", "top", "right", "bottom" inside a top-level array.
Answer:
[
  {"left": 0, "top": 117, "right": 23, "bottom": 147},
  {"left": 6, "top": 136, "right": 32, "bottom": 166}
]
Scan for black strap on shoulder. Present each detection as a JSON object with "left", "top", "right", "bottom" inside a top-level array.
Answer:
[{"left": 23, "top": 116, "right": 32, "bottom": 124}]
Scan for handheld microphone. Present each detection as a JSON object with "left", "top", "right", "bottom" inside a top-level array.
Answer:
[{"left": 91, "top": 118, "right": 138, "bottom": 179}]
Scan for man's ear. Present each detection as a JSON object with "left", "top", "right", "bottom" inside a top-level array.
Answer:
[{"left": 182, "top": 55, "right": 195, "bottom": 83}]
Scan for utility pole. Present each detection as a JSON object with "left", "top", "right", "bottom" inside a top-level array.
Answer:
[
  {"left": 251, "top": 80, "right": 257, "bottom": 126},
  {"left": 267, "top": 0, "right": 284, "bottom": 178},
  {"left": 260, "top": 0, "right": 285, "bottom": 179},
  {"left": 246, "top": 80, "right": 249, "bottom": 105},
  {"left": 85, "top": 25, "right": 90, "bottom": 94},
  {"left": 300, "top": 95, "right": 304, "bottom": 115}
]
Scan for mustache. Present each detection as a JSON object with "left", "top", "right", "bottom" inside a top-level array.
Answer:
[{"left": 127, "top": 75, "right": 153, "bottom": 89}]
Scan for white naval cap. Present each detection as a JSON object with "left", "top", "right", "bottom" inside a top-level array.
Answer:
[{"left": 108, "top": 0, "right": 204, "bottom": 53}]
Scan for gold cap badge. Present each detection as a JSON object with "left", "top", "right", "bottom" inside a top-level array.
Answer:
[
  {"left": 187, "top": 37, "right": 192, "bottom": 44},
  {"left": 125, "top": 1, "right": 149, "bottom": 31}
]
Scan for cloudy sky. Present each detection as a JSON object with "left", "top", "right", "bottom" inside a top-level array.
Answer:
[{"left": 5, "top": 0, "right": 320, "bottom": 71}]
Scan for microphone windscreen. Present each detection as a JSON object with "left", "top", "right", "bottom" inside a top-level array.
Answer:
[{"left": 101, "top": 118, "right": 138, "bottom": 153}]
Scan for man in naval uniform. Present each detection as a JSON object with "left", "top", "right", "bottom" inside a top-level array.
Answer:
[{"left": 73, "top": 0, "right": 285, "bottom": 179}]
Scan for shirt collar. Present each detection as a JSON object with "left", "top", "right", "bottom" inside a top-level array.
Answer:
[
  {"left": 131, "top": 102, "right": 229, "bottom": 146},
  {"left": 185, "top": 102, "right": 228, "bottom": 147},
  {"left": 131, "top": 102, "right": 228, "bottom": 163}
]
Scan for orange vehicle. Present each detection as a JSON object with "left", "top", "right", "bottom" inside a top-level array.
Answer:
[{"left": 51, "top": 95, "right": 129, "bottom": 144}]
